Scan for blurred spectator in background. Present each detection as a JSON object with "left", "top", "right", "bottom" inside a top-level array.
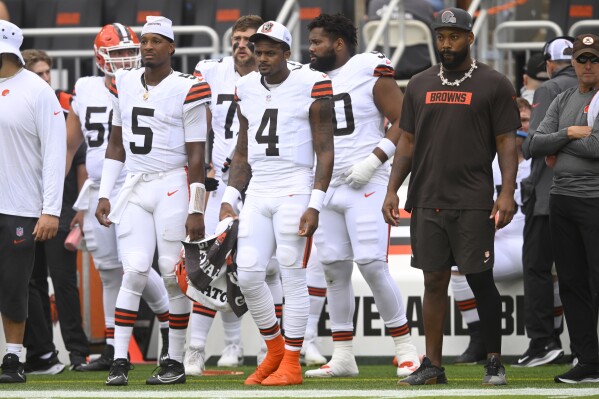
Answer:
[
  {"left": 366, "top": 0, "right": 436, "bottom": 80},
  {"left": 21, "top": 49, "right": 90, "bottom": 374},
  {"left": 521, "top": 53, "right": 549, "bottom": 104},
  {"left": 0, "top": 2, "right": 9, "bottom": 21}
]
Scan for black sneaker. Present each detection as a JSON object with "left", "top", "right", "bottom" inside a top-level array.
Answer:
[
  {"left": 69, "top": 350, "right": 88, "bottom": 371},
  {"left": 79, "top": 344, "right": 114, "bottom": 372},
  {"left": 159, "top": 327, "right": 169, "bottom": 364},
  {"left": 482, "top": 355, "right": 507, "bottom": 385},
  {"left": 454, "top": 334, "right": 486, "bottom": 365},
  {"left": 106, "top": 358, "right": 131, "bottom": 386},
  {"left": 554, "top": 363, "right": 599, "bottom": 384},
  {"left": 146, "top": 358, "right": 186, "bottom": 385},
  {"left": 397, "top": 356, "right": 447, "bottom": 386},
  {"left": 24, "top": 351, "right": 65, "bottom": 375},
  {"left": 0, "top": 354, "right": 26, "bottom": 383},
  {"left": 513, "top": 340, "right": 564, "bottom": 367}
]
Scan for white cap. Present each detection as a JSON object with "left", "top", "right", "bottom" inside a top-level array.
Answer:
[
  {"left": 141, "top": 16, "right": 174, "bottom": 42},
  {"left": 0, "top": 20, "right": 24, "bottom": 64},
  {"left": 249, "top": 21, "right": 292, "bottom": 47},
  {"left": 544, "top": 38, "right": 573, "bottom": 61}
]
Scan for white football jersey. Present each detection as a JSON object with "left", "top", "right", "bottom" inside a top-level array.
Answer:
[
  {"left": 235, "top": 63, "right": 332, "bottom": 196},
  {"left": 110, "top": 68, "right": 211, "bottom": 173},
  {"left": 194, "top": 56, "right": 239, "bottom": 179},
  {"left": 71, "top": 76, "right": 126, "bottom": 186},
  {"left": 492, "top": 156, "right": 531, "bottom": 228},
  {"left": 326, "top": 52, "right": 394, "bottom": 186}
]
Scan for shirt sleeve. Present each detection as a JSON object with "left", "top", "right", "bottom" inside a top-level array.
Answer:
[
  {"left": 183, "top": 103, "right": 208, "bottom": 142},
  {"left": 491, "top": 75, "right": 521, "bottom": 135},
  {"left": 109, "top": 77, "right": 122, "bottom": 127},
  {"left": 35, "top": 86, "right": 67, "bottom": 217},
  {"left": 528, "top": 96, "right": 570, "bottom": 157},
  {"left": 399, "top": 81, "right": 416, "bottom": 134}
]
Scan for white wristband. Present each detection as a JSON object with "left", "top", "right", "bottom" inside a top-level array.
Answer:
[
  {"left": 188, "top": 182, "right": 206, "bottom": 214},
  {"left": 98, "top": 158, "right": 124, "bottom": 199},
  {"left": 221, "top": 186, "right": 241, "bottom": 210},
  {"left": 377, "top": 137, "right": 396, "bottom": 159},
  {"left": 308, "top": 189, "right": 326, "bottom": 212}
]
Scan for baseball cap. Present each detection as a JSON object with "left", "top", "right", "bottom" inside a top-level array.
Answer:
[
  {"left": 141, "top": 16, "right": 174, "bottom": 42},
  {"left": 431, "top": 8, "right": 473, "bottom": 32},
  {"left": 525, "top": 53, "right": 549, "bottom": 81},
  {"left": 0, "top": 20, "right": 25, "bottom": 64},
  {"left": 543, "top": 36, "right": 573, "bottom": 61},
  {"left": 249, "top": 21, "right": 292, "bottom": 47},
  {"left": 572, "top": 34, "right": 599, "bottom": 59}
]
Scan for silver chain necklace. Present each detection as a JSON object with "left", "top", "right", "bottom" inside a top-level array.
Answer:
[{"left": 438, "top": 59, "right": 477, "bottom": 86}]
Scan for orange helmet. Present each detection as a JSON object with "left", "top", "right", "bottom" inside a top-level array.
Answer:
[{"left": 94, "top": 23, "right": 140, "bottom": 76}]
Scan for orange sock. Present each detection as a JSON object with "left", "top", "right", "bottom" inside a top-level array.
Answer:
[
  {"left": 261, "top": 349, "right": 303, "bottom": 386},
  {"left": 244, "top": 334, "right": 285, "bottom": 385}
]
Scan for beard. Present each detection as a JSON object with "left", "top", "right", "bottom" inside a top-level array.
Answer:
[
  {"left": 310, "top": 48, "right": 336, "bottom": 72},
  {"left": 439, "top": 45, "right": 469, "bottom": 70}
]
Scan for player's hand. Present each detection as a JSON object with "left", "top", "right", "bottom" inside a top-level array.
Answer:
[
  {"left": 491, "top": 190, "right": 516, "bottom": 230},
  {"left": 219, "top": 202, "right": 238, "bottom": 222},
  {"left": 186, "top": 213, "right": 205, "bottom": 242},
  {"left": 545, "top": 154, "right": 557, "bottom": 168},
  {"left": 70, "top": 211, "right": 84, "bottom": 230},
  {"left": 343, "top": 153, "right": 381, "bottom": 189},
  {"left": 567, "top": 126, "right": 592, "bottom": 139},
  {"left": 33, "top": 214, "right": 59, "bottom": 241},
  {"left": 299, "top": 208, "right": 319, "bottom": 237},
  {"left": 382, "top": 191, "right": 401, "bottom": 226},
  {"left": 95, "top": 198, "right": 112, "bottom": 227}
]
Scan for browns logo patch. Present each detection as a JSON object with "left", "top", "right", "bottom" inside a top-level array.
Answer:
[{"left": 425, "top": 91, "right": 472, "bottom": 105}]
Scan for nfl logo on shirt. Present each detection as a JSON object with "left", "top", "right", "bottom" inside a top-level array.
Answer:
[{"left": 16, "top": 227, "right": 23, "bottom": 237}]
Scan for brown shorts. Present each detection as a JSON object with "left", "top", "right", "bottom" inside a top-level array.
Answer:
[
  {"left": 0, "top": 214, "right": 38, "bottom": 321},
  {"left": 409, "top": 208, "right": 495, "bottom": 274}
]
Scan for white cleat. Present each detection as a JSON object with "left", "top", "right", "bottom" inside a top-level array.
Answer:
[
  {"left": 183, "top": 346, "right": 205, "bottom": 376},
  {"left": 395, "top": 343, "right": 421, "bottom": 377},
  {"left": 305, "top": 354, "right": 359, "bottom": 378},
  {"left": 300, "top": 341, "right": 327, "bottom": 367},
  {"left": 217, "top": 344, "right": 244, "bottom": 367}
]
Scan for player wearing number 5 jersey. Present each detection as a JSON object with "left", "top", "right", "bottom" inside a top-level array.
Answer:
[
  {"left": 219, "top": 21, "right": 333, "bottom": 386},
  {"left": 305, "top": 13, "right": 420, "bottom": 379},
  {"left": 65, "top": 23, "right": 171, "bottom": 372},
  {"left": 95, "top": 16, "right": 211, "bottom": 386}
]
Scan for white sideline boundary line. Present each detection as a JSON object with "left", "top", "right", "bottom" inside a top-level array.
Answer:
[{"left": 2, "top": 389, "right": 598, "bottom": 398}]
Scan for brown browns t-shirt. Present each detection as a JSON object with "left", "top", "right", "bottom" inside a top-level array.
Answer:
[{"left": 400, "top": 61, "right": 520, "bottom": 211}]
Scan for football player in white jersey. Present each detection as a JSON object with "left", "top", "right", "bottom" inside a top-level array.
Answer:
[
  {"left": 305, "top": 13, "right": 420, "bottom": 378},
  {"left": 183, "top": 15, "right": 265, "bottom": 374},
  {"left": 65, "top": 23, "right": 171, "bottom": 372},
  {"left": 95, "top": 16, "right": 211, "bottom": 386},
  {"left": 219, "top": 21, "right": 333, "bottom": 386}
]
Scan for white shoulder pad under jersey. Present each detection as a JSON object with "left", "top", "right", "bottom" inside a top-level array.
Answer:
[
  {"left": 328, "top": 52, "right": 395, "bottom": 186},
  {"left": 110, "top": 68, "right": 211, "bottom": 173},
  {"left": 72, "top": 76, "right": 121, "bottom": 184},
  {"left": 235, "top": 63, "right": 332, "bottom": 196},
  {"left": 194, "top": 56, "right": 239, "bottom": 176}
]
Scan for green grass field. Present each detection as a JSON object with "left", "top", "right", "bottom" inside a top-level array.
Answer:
[{"left": 1, "top": 362, "right": 599, "bottom": 399}]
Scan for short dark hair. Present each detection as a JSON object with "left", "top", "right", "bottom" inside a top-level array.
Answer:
[
  {"left": 232, "top": 15, "right": 263, "bottom": 34},
  {"left": 21, "top": 49, "right": 52, "bottom": 70},
  {"left": 516, "top": 97, "right": 531, "bottom": 112},
  {"left": 307, "top": 13, "right": 357, "bottom": 56}
]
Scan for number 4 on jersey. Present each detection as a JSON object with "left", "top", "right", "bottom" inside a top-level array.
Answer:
[{"left": 255, "top": 109, "right": 279, "bottom": 156}]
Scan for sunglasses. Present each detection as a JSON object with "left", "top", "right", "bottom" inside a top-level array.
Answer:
[{"left": 576, "top": 55, "right": 599, "bottom": 64}]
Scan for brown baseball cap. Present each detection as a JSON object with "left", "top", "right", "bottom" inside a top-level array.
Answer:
[{"left": 572, "top": 34, "right": 599, "bottom": 59}]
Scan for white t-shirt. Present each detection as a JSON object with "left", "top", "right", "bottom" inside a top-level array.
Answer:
[
  {"left": 110, "top": 68, "right": 211, "bottom": 173},
  {"left": 194, "top": 56, "right": 239, "bottom": 179},
  {"left": 327, "top": 52, "right": 394, "bottom": 186},
  {"left": 71, "top": 76, "right": 126, "bottom": 186},
  {"left": 0, "top": 68, "right": 66, "bottom": 217},
  {"left": 235, "top": 63, "right": 332, "bottom": 196}
]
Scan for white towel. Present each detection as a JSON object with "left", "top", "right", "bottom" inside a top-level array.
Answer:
[
  {"left": 588, "top": 90, "right": 599, "bottom": 127},
  {"left": 107, "top": 174, "right": 142, "bottom": 224},
  {"left": 72, "top": 179, "right": 96, "bottom": 211}
]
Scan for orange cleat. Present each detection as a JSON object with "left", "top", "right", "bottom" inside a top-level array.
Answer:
[
  {"left": 244, "top": 335, "right": 284, "bottom": 385},
  {"left": 262, "top": 349, "right": 303, "bottom": 386}
]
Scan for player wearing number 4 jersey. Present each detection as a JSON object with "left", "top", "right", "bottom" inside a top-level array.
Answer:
[
  {"left": 95, "top": 16, "right": 210, "bottom": 386},
  {"left": 65, "top": 23, "right": 171, "bottom": 372},
  {"left": 306, "top": 13, "right": 420, "bottom": 379},
  {"left": 219, "top": 21, "right": 334, "bottom": 386}
]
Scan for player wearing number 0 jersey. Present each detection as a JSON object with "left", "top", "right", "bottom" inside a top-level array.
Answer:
[
  {"left": 305, "top": 14, "right": 420, "bottom": 379},
  {"left": 65, "top": 23, "right": 174, "bottom": 372},
  {"left": 219, "top": 21, "right": 334, "bottom": 386},
  {"left": 95, "top": 16, "right": 210, "bottom": 386}
]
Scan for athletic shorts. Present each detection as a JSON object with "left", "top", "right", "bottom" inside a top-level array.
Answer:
[
  {"left": 0, "top": 213, "right": 38, "bottom": 321},
  {"left": 410, "top": 208, "right": 495, "bottom": 274}
]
